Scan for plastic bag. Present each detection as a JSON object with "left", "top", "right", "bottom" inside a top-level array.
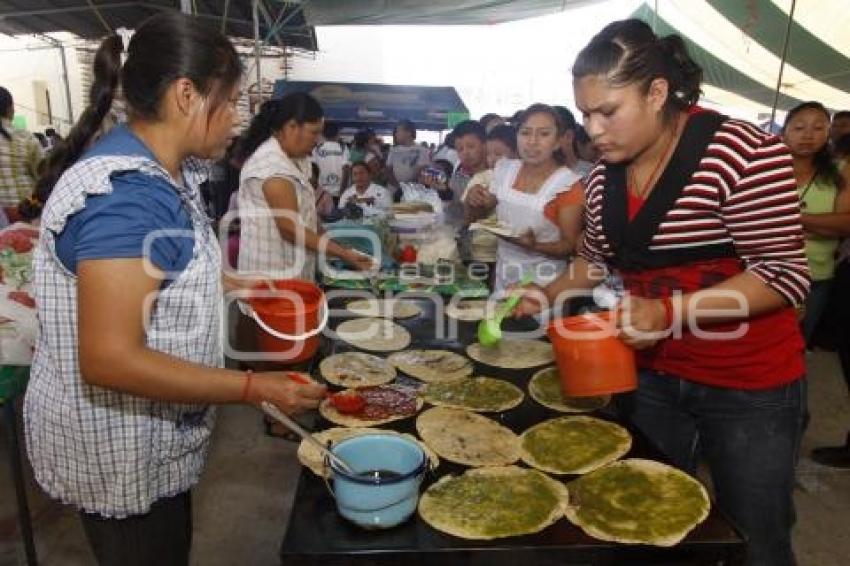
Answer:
[
  {"left": 416, "top": 225, "right": 459, "bottom": 265},
  {"left": 399, "top": 182, "right": 444, "bottom": 221}
]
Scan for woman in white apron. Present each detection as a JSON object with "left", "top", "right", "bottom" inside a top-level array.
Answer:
[{"left": 466, "top": 104, "right": 583, "bottom": 291}]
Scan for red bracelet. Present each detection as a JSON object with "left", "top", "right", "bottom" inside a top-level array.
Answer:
[
  {"left": 661, "top": 296, "right": 675, "bottom": 330},
  {"left": 241, "top": 369, "right": 254, "bottom": 402}
]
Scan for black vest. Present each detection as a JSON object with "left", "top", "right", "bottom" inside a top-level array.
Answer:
[{"left": 601, "top": 111, "right": 737, "bottom": 271}]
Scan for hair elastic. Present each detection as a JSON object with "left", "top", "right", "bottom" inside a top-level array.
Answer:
[{"left": 117, "top": 27, "right": 132, "bottom": 64}]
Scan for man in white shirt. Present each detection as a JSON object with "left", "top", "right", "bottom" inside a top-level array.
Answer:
[
  {"left": 386, "top": 119, "right": 430, "bottom": 187},
  {"left": 311, "top": 121, "right": 349, "bottom": 199},
  {"left": 339, "top": 161, "right": 392, "bottom": 217}
]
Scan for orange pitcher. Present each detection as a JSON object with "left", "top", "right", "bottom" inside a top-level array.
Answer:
[{"left": 547, "top": 311, "right": 637, "bottom": 397}]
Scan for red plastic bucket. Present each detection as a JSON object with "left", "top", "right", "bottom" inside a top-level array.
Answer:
[
  {"left": 245, "top": 279, "right": 328, "bottom": 363},
  {"left": 547, "top": 311, "right": 637, "bottom": 397}
]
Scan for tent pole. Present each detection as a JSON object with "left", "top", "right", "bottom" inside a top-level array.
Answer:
[
  {"left": 253, "top": 0, "right": 263, "bottom": 109},
  {"left": 221, "top": 0, "right": 230, "bottom": 33},
  {"left": 652, "top": 0, "right": 658, "bottom": 33},
  {"left": 58, "top": 42, "right": 74, "bottom": 125},
  {"left": 37, "top": 34, "right": 74, "bottom": 127},
  {"left": 769, "top": 0, "right": 796, "bottom": 130}
]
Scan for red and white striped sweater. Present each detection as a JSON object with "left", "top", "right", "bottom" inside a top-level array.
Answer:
[{"left": 579, "top": 113, "right": 809, "bottom": 389}]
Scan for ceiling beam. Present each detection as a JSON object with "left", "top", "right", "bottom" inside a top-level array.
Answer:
[
  {"left": 0, "top": 2, "right": 135, "bottom": 20},
  {"left": 256, "top": 0, "right": 285, "bottom": 47}
]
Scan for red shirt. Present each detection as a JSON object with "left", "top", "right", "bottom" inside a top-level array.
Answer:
[
  {"left": 627, "top": 190, "right": 646, "bottom": 221},
  {"left": 620, "top": 260, "right": 804, "bottom": 389}
]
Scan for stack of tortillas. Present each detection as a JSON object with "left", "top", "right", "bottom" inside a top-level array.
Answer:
[
  {"left": 297, "top": 427, "right": 438, "bottom": 478},
  {"left": 529, "top": 367, "right": 610, "bottom": 413},
  {"left": 419, "top": 466, "right": 567, "bottom": 540},
  {"left": 416, "top": 406, "right": 520, "bottom": 467},
  {"left": 466, "top": 339, "right": 554, "bottom": 369},
  {"left": 346, "top": 298, "right": 422, "bottom": 319},
  {"left": 335, "top": 317, "right": 411, "bottom": 352},
  {"left": 387, "top": 349, "right": 472, "bottom": 382},
  {"left": 564, "top": 459, "right": 711, "bottom": 546},
  {"left": 445, "top": 300, "right": 495, "bottom": 322},
  {"left": 420, "top": 377, "right": 524, "bottom": 412},
  {"left": 319, "top": 352, "right": 396, "bottom": 387},
  {"left": 520, "top": 416, "right": 631, "bottom": 475}
]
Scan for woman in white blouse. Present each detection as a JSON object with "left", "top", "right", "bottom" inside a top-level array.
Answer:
[{"left": 237, "top": 94, "right": 373, "bottom": 281}]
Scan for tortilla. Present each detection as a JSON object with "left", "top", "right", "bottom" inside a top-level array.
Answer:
[
  {"left": 416, "top": 406, "right": 520, "bottom": 467},
  {"left": 319, "top": 352, "right": 396, "bottom": 388},
  {"left": 335, "top": 317, "right": 411, "bottom": 352},
  {"left": 445, "top": 299, "right": 504, "bottom": 322},
  {"left": 387, "top": 349, "right": 473, "bottom": 382},
  {"left": 466, "top": 339, "right": 554, "bottom": 369},
  {"left": 418, "top": 466, "right": 567, "bottom": 540},
  {"left": 564, "top": 458, "right": 711, "bottom": 547},
  {"left": 319, "top": 385, "right": 424, "bottom": 427},
  {"left": 393, "top": 201, "right": 433, "bottom": 214},
  {"left": 445, "top": 300, "right": 489, "bottom": 321},
  {"left": 421, "top": 377, "right": 524, "bottom": 412},
  {"left": 469, "top": 217, "right": 516, "bottom": 238},
  {"left": 325, "top": 269, "right": 370, "bottom": 281},
  {"left": 346, "top": 298, "right": 422, "bottom": 319},
  {"left": 297, "top": 427, "right": 439, "bottom": 478},
  {"left": 529, "top": 367, "right": 610, "bottom": 413},
  {"left": 520, "top": 416, "right": 631, "bottom": 475}
]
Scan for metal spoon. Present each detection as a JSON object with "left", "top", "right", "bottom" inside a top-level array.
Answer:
[{"left": 260, "top": 401, "right": 356, "bottom": 475}]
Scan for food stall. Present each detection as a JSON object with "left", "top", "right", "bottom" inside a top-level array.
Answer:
[{"left": 276, "top": 292, "right": 746, "bottom": 565}]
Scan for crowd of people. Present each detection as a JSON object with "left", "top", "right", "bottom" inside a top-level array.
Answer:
[{"left": 0, "top": 11, "right": 848, "bottom": 566}]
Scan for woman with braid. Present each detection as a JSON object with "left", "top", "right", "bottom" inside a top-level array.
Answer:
[{"left": 23, "top": 14, "right": 325, "bottom": 565}]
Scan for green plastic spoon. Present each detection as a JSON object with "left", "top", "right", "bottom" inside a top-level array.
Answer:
[{"left": 477, "top": 273, "right": 534, "bottom": 347}]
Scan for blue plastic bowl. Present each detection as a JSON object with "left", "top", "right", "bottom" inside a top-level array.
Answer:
[{"left": 328, "top": 435, "right": 427, "bottom": 529}]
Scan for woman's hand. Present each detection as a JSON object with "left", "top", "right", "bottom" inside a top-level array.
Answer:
[
  {"left": 222, "top": 272, "right": 260, "bottom": 293},
  {"left": 616, "top": 296, "right": 670, "bottom": 350},
  {"left": 511, "top": 282, "right": 548, "bottom": 317},
  {"left": 343, "top": 249, "right": 377, "bottom": 271},
  {"left": 247, "top": 372, "right": 327, "bottom": 415},
  {"left": 466, "top": 184, "right": 497, "bottom": 210},
  {"left": 501, "top": 229, "right": 537, "bottom": 250}
]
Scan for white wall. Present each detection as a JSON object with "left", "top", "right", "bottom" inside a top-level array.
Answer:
[{"left": 0, "top": 32, "right": 84, "bottom": 135}]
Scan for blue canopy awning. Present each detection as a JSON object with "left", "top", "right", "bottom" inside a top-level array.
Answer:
[{"left": 272, "top": 81, "right": 469, "bottom": 132}]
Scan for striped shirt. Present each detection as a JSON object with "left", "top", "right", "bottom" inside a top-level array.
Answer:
[
  {"left": 581, "top": 117, "right": 809, "bottom": 307},
  {"left": 0, "top": 120, "right": 43, "bottom": 206},
  {"left": 579, "top": 113, "right": 809, "bottom": 389}
]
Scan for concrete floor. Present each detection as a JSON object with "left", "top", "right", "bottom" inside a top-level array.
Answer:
[{"left": 1, "top": 351, "right": 848, "bottom": 566}]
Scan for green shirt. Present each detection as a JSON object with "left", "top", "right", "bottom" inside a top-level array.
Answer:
[{"left": 800, "top": 176, "right": 840, "bottom": 280}]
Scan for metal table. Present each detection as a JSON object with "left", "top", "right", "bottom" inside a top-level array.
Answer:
[{"left": 279, "top": 295, "right": 745, "bottom": 565}]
